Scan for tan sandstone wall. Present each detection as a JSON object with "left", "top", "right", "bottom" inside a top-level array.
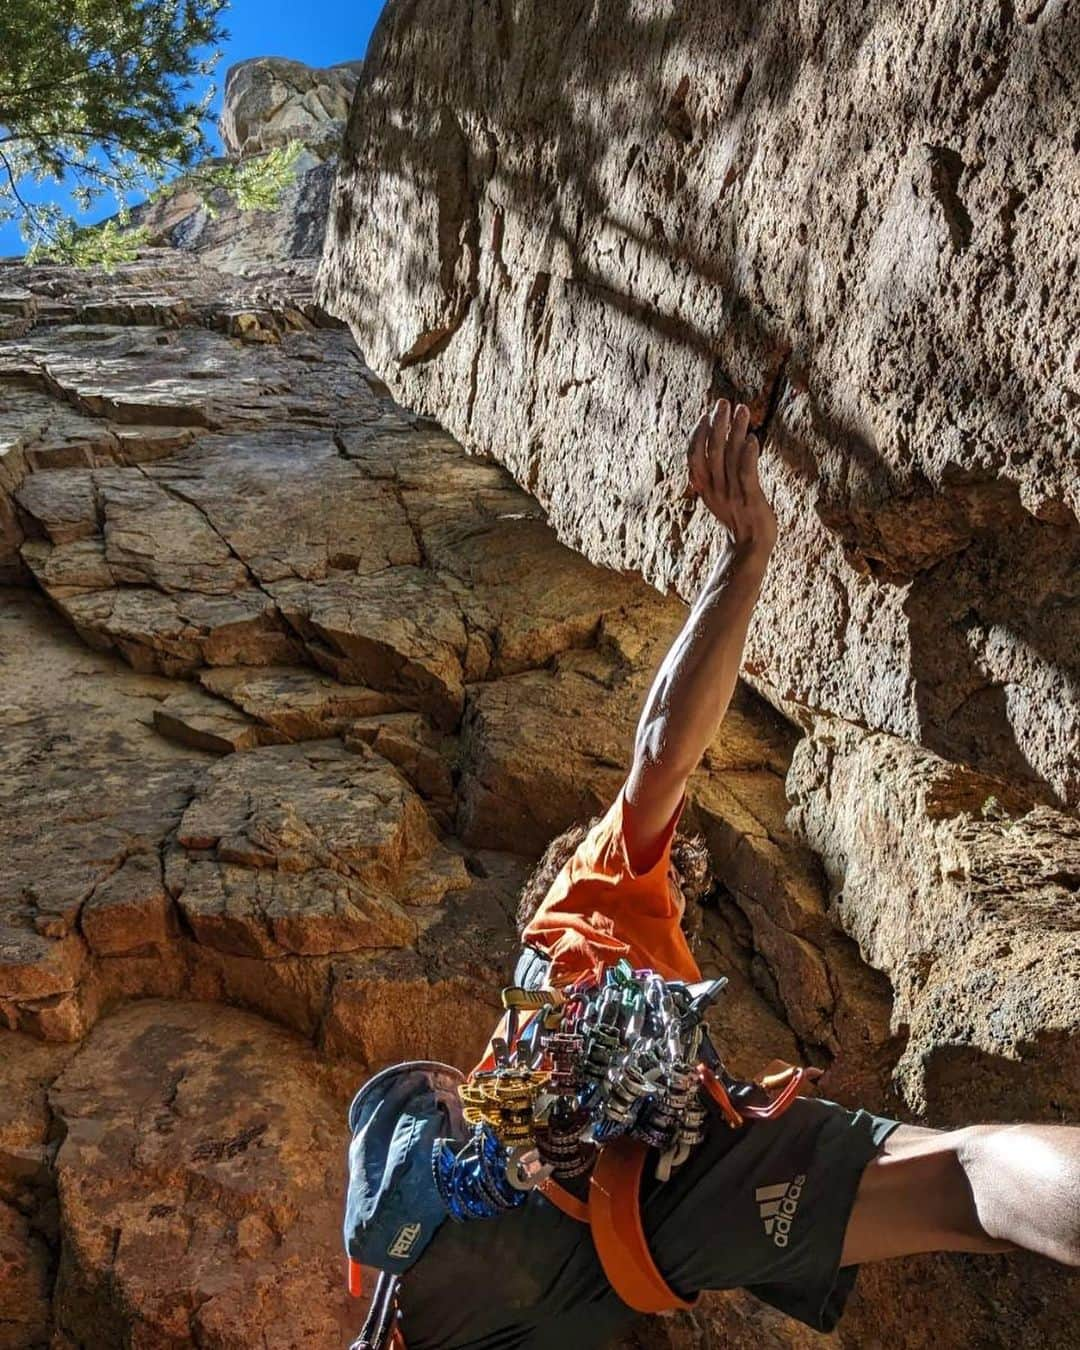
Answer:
[
  {"left": 2, "top": 252, "right": 876, "bottom": 1348},
  {"left": 318, "top": 0, "right": 1080, "bottom": 811}
]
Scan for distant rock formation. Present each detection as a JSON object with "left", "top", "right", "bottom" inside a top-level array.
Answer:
[
  {"left": 221, "top": 56, "right": 363, "bottom": 158},
  {"left": 133, "top": 57, "right": 362, "bottom": 275}
]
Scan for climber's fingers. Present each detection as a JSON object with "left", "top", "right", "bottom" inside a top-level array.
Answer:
[
  {"left": 691, "top": 398, "right": 767, "bottom": 531},
  {"left": 689, "top": 396, "right": 775, "bottom": 546},
  {"left": 725, "top": 402, "right": 752, "bottom": 502},
  {"left": 707, "top": 397, "right": 731, "bottom": 496},
  {"left": 687, "top": 411, "right": 710, "bottom": 497},
  {"left": 738, "top": 432, "right": 762, "bottom": 503}
]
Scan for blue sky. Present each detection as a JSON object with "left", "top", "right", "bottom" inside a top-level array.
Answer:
[{"left": 0, "top": 0, "right": 387, "bottom": 256}]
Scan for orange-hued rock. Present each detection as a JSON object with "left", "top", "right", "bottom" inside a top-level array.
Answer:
[
  {"left": 0, "top": 1034, "right": 73, "bottom": 1350},
  {"left": 0, "top": 1199, "right": 51, "bottom": 1350},
  {"left": 47, "top": 1001, "right": 355, "bottom": 1349},
  {"left": 168, "top": 739, "right": 467, "bottom": 958},
  {"left": 0, "top": 589, "right": 498, "bottom": 1047},
  {"left": 0, "top": 588, "right": 206, "bottom": 1038}
]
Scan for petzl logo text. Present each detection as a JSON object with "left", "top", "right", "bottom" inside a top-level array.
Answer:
[
  {"left": 388, "top": 1222, "right": 422, "bottom": 1259},
  {"left": 754, "top": 1174, "right": 806, "bottom": 1248}
]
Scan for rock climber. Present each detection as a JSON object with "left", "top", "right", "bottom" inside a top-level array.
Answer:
[{"left": 344, "top": 399, "right": 1080, "bottom": 1350}]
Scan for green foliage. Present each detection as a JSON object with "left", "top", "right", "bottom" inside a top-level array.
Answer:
[
  {"left": 194, "top": 139, "right": 304, "bottom": 216},
  {"left": 32, "top": 216, "right": 153, "bottom": 268},
  {"left": 0, "top": 0, "right": 299, "bottom": 266},
  {"left": 981, "top": 795, "right": 1008, "bottom": 821}
]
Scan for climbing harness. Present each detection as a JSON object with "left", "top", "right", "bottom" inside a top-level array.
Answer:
[{"left": 346, "top": 958, "right": 812, "bottom": 1347}]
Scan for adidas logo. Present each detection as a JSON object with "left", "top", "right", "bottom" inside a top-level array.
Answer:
[
  {"left": 754, "top": 1174, "right": 806, "bottom": 1248},
  {"left": 387, "top": 1222, "right": 422, "bottom": 1259}
]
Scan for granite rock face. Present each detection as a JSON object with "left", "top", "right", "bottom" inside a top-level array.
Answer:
[
  {"left": 221, "top": 58, "right": 363, "bottom": 159},
  {"left": 319, "top": 0, "right": 1080, "bottom": 812},
  {"left": 0, "top": 250, "right": 655, "bottom": 1059},
  {"left": 131, "top": 158, "right": 339, "bottom": 275},
  {"left": 789, "top": 717, "right": 1080, "bottom": 1123},
  {"left": 312, "top": 11, "right": 1080, "bottom": 1340}
]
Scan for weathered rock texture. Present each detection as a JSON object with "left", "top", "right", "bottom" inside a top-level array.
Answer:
[
  {"left": 133, "top": 57, "right": 362, "bottom": 274},
  {"left": 319, "top": 0, "right": 1080, "bottom": 816},
  {"left": 221, "top": 58, "right": 363, "bottom": 159},
  {"left": 789, "top": 717, "right": 1080, "bottom": 1123},
  {"left": 48, "top": 1001, "right": 355, "bottom": 1348}
]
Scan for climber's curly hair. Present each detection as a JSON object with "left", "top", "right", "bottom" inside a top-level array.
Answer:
[{"left": 515, "top": 813, "right": 713, "bottom": 936}]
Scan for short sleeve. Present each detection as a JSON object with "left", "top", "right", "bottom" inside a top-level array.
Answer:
[{"left": 521, "top": 784, "right": 700, "bottom": 989}]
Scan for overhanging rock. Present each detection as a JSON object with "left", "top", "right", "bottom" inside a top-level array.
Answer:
[{"left": 318, "top": 0, "right": 1080, "bottom": 810}]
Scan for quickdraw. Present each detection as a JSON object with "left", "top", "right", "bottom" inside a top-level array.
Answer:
[{"left": 431, "top": 960, "right": 758, "bottom": 1219}]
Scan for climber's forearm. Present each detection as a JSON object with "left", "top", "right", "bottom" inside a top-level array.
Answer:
[
  {"left": 623, "top": 541, "right": 770, "bottom": 867},
  {"left": 633, "top": 541, "right": 769, "bottom": 776},
  {"left": 621, "top": 396, "right": 776, "bottom": 872}
]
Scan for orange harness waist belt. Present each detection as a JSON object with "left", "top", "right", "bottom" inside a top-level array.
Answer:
[{"left": 541, "top": 1136, "right": 694, "bottom": 1313}]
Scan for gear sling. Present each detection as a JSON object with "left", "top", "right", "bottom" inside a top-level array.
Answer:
[{"left": 346, "top": 991, "right": 809, "bottom": 1350}]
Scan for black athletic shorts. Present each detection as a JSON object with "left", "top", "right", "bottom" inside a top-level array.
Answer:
[
  {"left": 641, "top": 1095, "right": 900, "bottom": 1328},
  {"left": 400, "top": 1097, "right": 900, "bottom": 1349}
]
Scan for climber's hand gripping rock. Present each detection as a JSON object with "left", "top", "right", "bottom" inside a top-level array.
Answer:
[
  {"left": 687, "top": 398, "right": 777, "bottom": 560},
  {"left": 622, "top": 399, "right": 777, "bottom": 871}
]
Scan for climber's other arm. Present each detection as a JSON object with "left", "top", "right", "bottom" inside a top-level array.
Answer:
[{"left": 622, "top": 400, "right": 777, "bottom": 873}]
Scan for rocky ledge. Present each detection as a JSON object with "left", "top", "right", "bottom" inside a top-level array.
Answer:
[{"left": 0, "top": 250, "right": 855, "bottom": 1347}]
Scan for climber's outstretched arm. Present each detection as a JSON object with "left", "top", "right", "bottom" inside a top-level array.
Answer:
[{"left": 623, "top": 400, "right": 776, "bottom": 873}]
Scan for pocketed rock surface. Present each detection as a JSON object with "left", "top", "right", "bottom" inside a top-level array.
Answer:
[
  {"left": 0, "top": 242, "right": 1076, "bottom": 1348},
  {"left": 319, "top": 0, "right": 1080, "bottom": 814}
]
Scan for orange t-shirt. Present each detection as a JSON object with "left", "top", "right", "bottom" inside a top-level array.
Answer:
[{"left": 521, "top": 784, "right": 701, "bottom": 988}]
